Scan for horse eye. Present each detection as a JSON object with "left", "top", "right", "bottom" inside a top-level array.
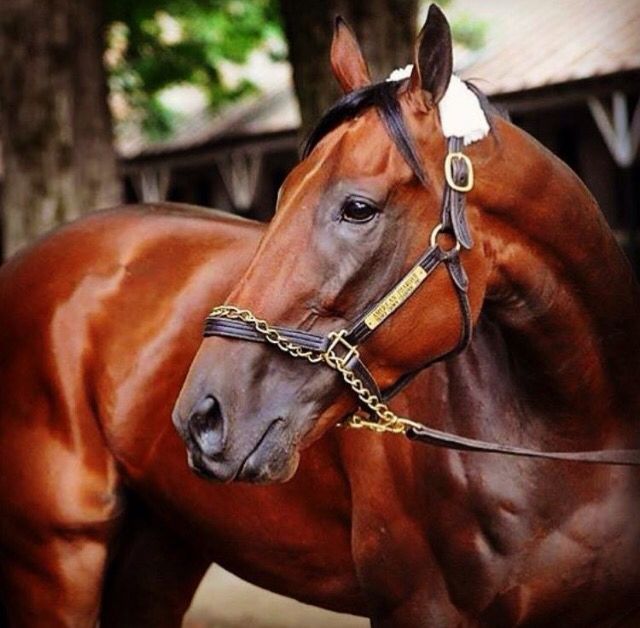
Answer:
[{"left": 341, "top": 199, "right": 378, "bottom": 224}]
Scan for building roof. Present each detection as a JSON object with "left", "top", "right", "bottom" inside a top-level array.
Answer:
[
  {"left": 453, "top": 0, "right": 640, "bottom": 95},
  {"left": 123, "top": 0, "right": 640, "bottom": 160},
  {"left": 119, "top": 86, "right": 299, "bottom": 159}
]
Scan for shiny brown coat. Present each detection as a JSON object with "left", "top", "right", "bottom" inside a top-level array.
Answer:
[{"left": 3, "top": 8, "right": 640, "bottom": 628}]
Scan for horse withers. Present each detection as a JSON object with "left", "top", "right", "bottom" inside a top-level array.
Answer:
[{"left": 175, "top": 5, "right": 640, "bottom": 626}]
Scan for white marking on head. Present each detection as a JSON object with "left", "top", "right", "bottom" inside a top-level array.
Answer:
[{"left": 386, "top": 66, "right": 490, "bottom": 146}]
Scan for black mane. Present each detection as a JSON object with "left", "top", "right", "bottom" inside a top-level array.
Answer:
[{"left": 302, "top": 78, "right": 501, "bottom": 187}]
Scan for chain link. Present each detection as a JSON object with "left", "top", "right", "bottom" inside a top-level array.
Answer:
[{"left": 208, "top": 305, "right": 424, "bottom": 435}]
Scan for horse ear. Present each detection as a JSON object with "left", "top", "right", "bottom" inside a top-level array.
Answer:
[
  {"left": 330, "top": 16, "right": 371, "bottom": 93},
  {"left": 409, "top": 4, "right": 453, "bottom": 105}
]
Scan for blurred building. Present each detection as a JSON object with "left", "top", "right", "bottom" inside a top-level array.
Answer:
[
  {"left": 119, "top": 86, "right": 299, "bottom": 223},
  {"left": 85, "top": 0, "right": 640, "bottom": 262}
]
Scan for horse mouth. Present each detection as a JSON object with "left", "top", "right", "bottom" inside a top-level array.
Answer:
[
  {"left": 235, "top": 418, "right": 300, "bottom": 483},
  {"left": 186, "top": 417, "right": 297, "bottom": 484},
  {"left": 186, "top": 448, "right": 234, "bottom": 482}
]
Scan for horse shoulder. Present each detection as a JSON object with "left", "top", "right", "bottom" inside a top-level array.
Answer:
[{"left": 0, "top": 202, "right": 264, "bottom": 483}]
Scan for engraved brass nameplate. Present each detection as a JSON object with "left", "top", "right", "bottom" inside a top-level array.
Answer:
[{"left": 364, "top": 265, "right": 428, "bottom": 330}]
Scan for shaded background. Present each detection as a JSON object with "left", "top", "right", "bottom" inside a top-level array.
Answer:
[{"left": 0, "top": 0, "right": 639, "bottom": 625}]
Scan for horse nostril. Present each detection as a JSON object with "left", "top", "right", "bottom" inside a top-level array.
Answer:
[
  {"left": 189, "top": 395, "right": 226, "bottom": 458},
  {"left": 194, "top": 395, "right": 216, "bottom": 418}
]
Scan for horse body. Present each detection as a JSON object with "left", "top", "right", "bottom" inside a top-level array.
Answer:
[
  {"left": 0, "top": 205, "right": 370, "bottom": 625},
  {"left": 3, "top": 6, "right": 640, "bottom": 627},
  {"left": 172, "top": 7, "right": 640, "bottom": 627},
  {"left": 1, "top": 198, "right": 640, "bottom": 626}
]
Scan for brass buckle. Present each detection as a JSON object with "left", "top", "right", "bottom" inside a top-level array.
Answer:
[
  {"left": 326, "top": 330, "right": 359, "bottom": 366},
  {"left": 444, "top": 152, "right": 474, "bottom": 193}
]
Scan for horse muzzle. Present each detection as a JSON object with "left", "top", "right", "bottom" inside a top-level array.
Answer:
[{"left": 173, "top": 394, "right": 301, "bottom": 484}]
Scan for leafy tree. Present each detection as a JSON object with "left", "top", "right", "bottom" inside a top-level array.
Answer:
[{"left": 106, "top": 0, "right": 282, "bottom": 138}]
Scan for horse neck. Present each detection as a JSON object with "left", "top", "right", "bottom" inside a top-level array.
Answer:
[{"left": 473, "top": 119, "right": 640, "bottom": 427}]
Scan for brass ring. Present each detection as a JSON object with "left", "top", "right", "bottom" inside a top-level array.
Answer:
[{"left": 429, "top": 223, "right": 461, "bottom": 253}]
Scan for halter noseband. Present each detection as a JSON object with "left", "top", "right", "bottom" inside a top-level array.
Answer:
[{"left": 201, "top": 136, "right": 640, "bottom": 466}]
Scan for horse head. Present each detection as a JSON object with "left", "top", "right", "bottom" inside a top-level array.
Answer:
[{"left": 173, "top": 5, "right": 502, "bottom": 482}]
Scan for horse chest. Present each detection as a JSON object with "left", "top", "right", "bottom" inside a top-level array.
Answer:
[
  {"left": 345, "top": 434, "right": 640, "bottom": 626},
  {"left": 128, "top": 429, "right": 368, "bottom": 614},
  {"left": 423, "top": 452, "right": 640, "bottom": 624}
]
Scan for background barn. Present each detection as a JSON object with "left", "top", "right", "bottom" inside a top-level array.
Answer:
[{"left": 120, "top": 0, "right": 640, "bottom": 267}]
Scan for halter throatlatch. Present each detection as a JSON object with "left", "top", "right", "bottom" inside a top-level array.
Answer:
[{"left": 203, "top": 137, "right": 640, "bottom": 466}]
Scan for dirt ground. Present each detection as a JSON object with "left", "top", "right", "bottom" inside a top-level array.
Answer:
[{"left": 183, "top": 565, "right": 368, "bottom": 628}]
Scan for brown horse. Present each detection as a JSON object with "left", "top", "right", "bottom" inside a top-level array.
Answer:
[
  {"left": 174, "top": 5, "right": 640, "bottom": 627},
  {"left": 1, "top": 6, "right": 640, "bottom": 628}
]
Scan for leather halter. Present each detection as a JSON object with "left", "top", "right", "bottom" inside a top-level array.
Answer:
[
  {"left": 202, "top": 136, "right": 640, "bottom": 466},
  {"left": 206, "top": 136, "right": 473, "bottom": 405}
]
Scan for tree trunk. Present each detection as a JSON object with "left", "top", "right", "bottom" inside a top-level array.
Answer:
[
  {"left": 0, "top": 0, "right": 121, "bottom": 259},
  {"left": 280, "top": 0, "right": 418, "bottom": 140}
]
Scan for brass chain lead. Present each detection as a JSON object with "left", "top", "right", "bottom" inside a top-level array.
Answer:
[{"left": 207, "top": 305, "right": 424, "bottom": 435}]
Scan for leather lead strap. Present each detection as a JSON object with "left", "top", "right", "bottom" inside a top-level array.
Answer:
[{"left": 406, "top": 424, "right": 640, "bottom": 466}]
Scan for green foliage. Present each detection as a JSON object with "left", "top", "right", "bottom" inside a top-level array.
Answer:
[
  {"left": 451, "top": 13, "right": 487, "bottom": 51},
  {"left": 106, "top": 0, "right": 487, "bottom": 140},
  {"left": 431, "top": 1, "right": 487, "bottom": 51},
  {"left": 106, "top": 0, "right": 282, "bottom": 138}
]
